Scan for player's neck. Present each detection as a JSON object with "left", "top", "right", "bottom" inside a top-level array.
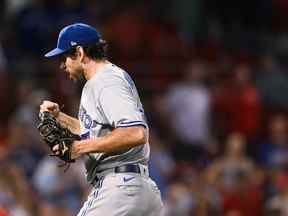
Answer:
[{"left": 83, "top": 59, "right": 109, "bottom": 80}]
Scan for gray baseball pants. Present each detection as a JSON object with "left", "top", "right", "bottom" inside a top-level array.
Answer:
[{"left": 77, "top": 166, "right": 163, "bottom": 216}]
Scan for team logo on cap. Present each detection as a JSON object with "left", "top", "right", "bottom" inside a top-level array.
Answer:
[{"left": 70, "top": 41, "right": 77, "bottom": 46}]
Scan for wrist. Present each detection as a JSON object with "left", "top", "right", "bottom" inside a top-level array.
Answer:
[
  {"left": 71, "top": 140, "right": 84, "bottom": 160},
  {"left": 76, "top": 139, "right": 99, "bottom": 155},
  {"left": 56, "top": 112, "right": 66, "bottom": 124},
  {"left": 74, "top": 140, "right": 87, "bottom": 155},
  {"left": 54, "top": 109, "right": 61, "bottom": 118}
]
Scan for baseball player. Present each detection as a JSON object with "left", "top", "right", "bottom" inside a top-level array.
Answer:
[{"left": 39, "top": 23, "right": 163, "bottom": 215}]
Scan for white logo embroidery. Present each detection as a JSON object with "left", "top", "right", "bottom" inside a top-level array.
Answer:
[{"left": 70, "top": 41, "right": 77, "bottom": 46}]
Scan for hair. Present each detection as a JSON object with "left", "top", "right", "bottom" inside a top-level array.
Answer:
[{"left": 66, "top": 39, "right": 108, "bottom": 60}]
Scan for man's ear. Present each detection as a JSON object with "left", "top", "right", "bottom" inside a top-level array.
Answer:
[{"left": 76, "top": 46, "right": 85, "bottom": 62}]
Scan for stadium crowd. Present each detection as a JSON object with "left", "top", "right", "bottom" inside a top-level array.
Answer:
[{"left": 1, "top": 0, "right": 288, "bottom": 215}]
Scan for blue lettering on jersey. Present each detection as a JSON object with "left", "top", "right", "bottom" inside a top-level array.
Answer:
[
  {"left": 81, "top": 131, "right": 90, "bottom": 140},
  {"left": 79, "top": 105, "right": 93, "bottom": 129}
]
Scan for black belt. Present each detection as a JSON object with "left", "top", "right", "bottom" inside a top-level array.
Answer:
[
  {"left": 114, "top": 164, "right": 141, "bottom": 174},
  {"left": 92, "top": 164, "right": 142, "bottom": 186}
]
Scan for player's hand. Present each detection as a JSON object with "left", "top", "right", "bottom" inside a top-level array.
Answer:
[
  {"left": 40, "top": 100, "right": 60, "bottom": 117},
  {"left": 52, "top": 140, "right": 81, "bottom": 160}
]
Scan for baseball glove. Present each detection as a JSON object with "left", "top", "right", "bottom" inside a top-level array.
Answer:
[{"left": 37, "top": 111, "right": 81, "bottom": 163}]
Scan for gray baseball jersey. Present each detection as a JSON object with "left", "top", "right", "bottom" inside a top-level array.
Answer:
[{"left": 78, "top": 63, "right": 150, "bottom": 184}]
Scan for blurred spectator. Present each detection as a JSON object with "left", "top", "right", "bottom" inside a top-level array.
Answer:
[
  {"left": 6, "top": 115, "right": 45, "bottom": 179},
  {"left": 149, "top": 131, "right": 175, "bottom": 194},
  {"left": 185, "top": 166, "right": 221, "bottom": 215},
  {"left": 213, "top": 64, "right": 261, "bottom": 138},
  {"left": 266, "top": 170, "right": 288, "bottom": 215},
  {"left": 105, "top": 6, "right": 147, "bottom": 58},
  {"left": 221, "top": 173, "right": 262, "bottom": 216},
  {"left": 162, "top": 61, "right": 212, "bottom": 163},
  {"left": 4, "top": 0, "right": 33, "bottom": 18},
  {"left": 163, "top": 181, "right": 194, "bottom": 216},
  {"left": 170, "top": 0, "right": 207, "bottom": 45},
  {"left": 33, "top": 156, "right": 87, "bottom": 215},
  {"left": 205, "top": 133, "right": 255, "bottom": 192},
  {"left": 257, "top": 113, "right": 288, "bottom": 169},
  {"left": 164, "top": 164, "right": 221, "bottom": 215},
  {"left": 206, "top": 133, "right": 262, "bottom": 215},
  {"left": 13, "top": 79, "right": 51, "bottom": 142},
  {"left": 15, "top": 87, "right": 50, "bottom": 124},
  {"left": 0, "top": 159, "right": 35, "bottom": 216},
  {"left": 256, "top": 55, "right": 288, "bottom": 110}
]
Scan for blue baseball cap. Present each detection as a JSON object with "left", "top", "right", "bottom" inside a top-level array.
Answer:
[{"left": 44, "top": 23, "right": 101, "bottom": 58}]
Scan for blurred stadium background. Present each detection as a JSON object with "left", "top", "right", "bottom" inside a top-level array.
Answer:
[{"left": 1, "top": 0, "right": 288, "bottom": 215}]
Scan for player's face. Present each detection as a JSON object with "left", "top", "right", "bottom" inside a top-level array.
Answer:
[{"left": 60, "top": 54, "right": 83, "bottom": 81}]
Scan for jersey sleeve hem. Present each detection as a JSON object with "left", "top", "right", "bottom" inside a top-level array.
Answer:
[{"left": 116, "top": 121, "right": 147, "bottom": 128}]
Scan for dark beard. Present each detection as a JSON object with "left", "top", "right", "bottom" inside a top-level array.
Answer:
[{"left": 70, "top": 68, "right": 85, "bottom": 82}]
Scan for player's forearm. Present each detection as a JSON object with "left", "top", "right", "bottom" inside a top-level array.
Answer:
[
  {"left": 75, "top": 126, "right": 146, "bottom": 154},
  {"left": 56, "top": 112, "right": 80, "bottom": 135}
]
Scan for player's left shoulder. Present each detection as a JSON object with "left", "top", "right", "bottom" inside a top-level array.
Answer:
[{"left": 103, "top": 64, "right": 131, "bottom": 86}]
